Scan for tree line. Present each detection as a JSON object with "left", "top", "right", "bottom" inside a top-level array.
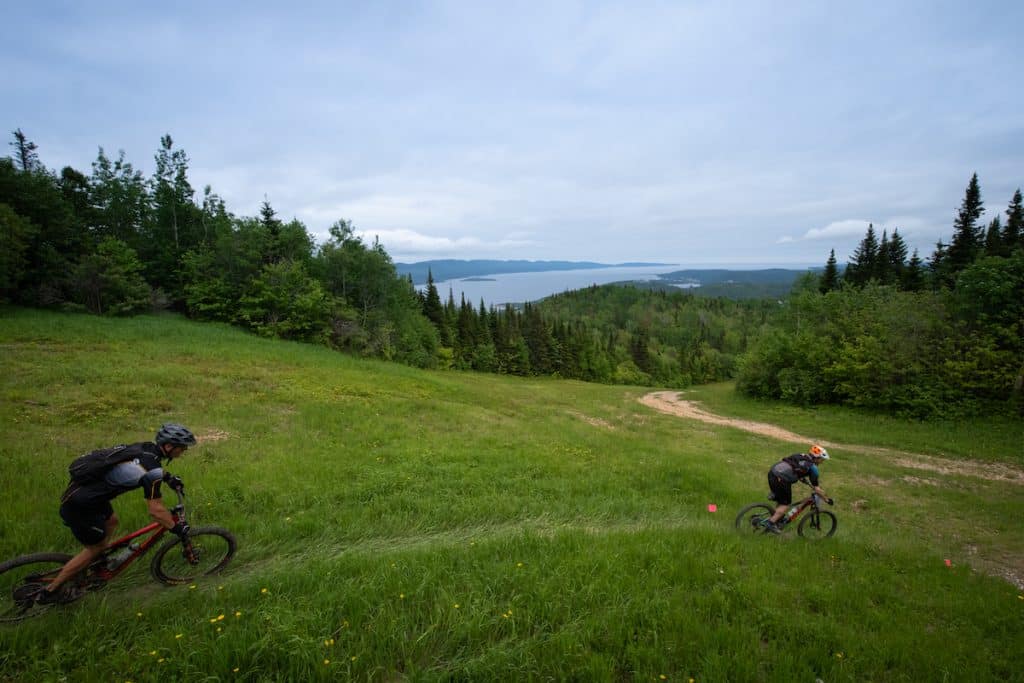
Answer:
[
  {"left": 0, "top": 129, "right": 763, "bottom": 384},
  {"left": 739, "top": 174, "right": 1024, "bottom": 417},
  {"left": 422, "top": 274, "right": 775, "bottom": 384},
  {"left": 5, "top": 130, "right": 1019, "bottom": 416}
]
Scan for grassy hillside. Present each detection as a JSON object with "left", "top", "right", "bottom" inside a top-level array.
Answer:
[{"left": 1, "top": 308, "right": 1022, "bottom": 682}]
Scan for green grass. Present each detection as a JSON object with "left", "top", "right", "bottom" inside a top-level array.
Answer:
[{"left": 1, "top": 307, "right": 1022, "bottom": 682}]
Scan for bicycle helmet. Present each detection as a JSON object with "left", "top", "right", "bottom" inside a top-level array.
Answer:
[
  {"left": 156, "top": 423, "right": 197, "bottom": 448},
  {"left": 808, "top": 444, "right": 830, "bottom": 460}
]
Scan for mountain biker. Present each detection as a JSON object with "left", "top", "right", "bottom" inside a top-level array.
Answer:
[
  {"left": 35, "top": 423, "right": 196, "bottom": 604},
  {"left": 762, "top": 445, "right": 831, "bottom": 534}
]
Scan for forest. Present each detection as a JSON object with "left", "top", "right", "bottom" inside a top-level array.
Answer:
[
  {"left": 738, "top": 174, "right": 1024, "bottom": 417},
  {"left": 2, "top": 130, "right": 1021, "bottom": 417}
]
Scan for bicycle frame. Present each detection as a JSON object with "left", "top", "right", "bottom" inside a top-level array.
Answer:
[
  {"left": 774, "top": 480, "right": 828, "bottom": 530},
  {"left": 82, "top": 491, "right": 186, "bottom": 584},
  {"left": 778, "top": 495, "right": 816, "bottom": 529}
]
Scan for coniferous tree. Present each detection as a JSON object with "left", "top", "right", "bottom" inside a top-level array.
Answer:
[
  {"left": 421, "top": 269, "right": 446, "bottom": 341},
  {"left": 10, "top": 129, "right": 40, "bottom": 173},
  {"left": 946, "top": 173, "right": 985, "bottom": 279},
  {"left": 259, "top": 198, "right": 283, "bottom": 264},
  {"left": 846, "top": 223, "right": 879, "bottom": 286},
  {"left": 902, "top": 249, "right": 925, "bottom": 292},
  {"left": 928, "top": 240, "right": 949, "bottom": 289},
  {"left": 876, "top": 230, "right": 891, "bottom": 283},
  {"left": 820, "top": 249, "right": 839, "bottom": 293},
  {"left": 984, "top": 216, "right": 1003, "bottom": 256},
  {"left": 1004, "top": 188, "right": 1023, "bottom": 251},
  {"left": 887, "top": 229, "right": 908, "bottom": 283}
]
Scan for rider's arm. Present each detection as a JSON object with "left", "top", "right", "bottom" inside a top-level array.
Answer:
[
  {"left": 808, "top": 464, "right": 823, "bottom": 491},
  {"left": 146, "top": 497, "right": 176, "bottom": 529},
  {"left": 140, "top": 467, "right": 175, "bottom": 529}
]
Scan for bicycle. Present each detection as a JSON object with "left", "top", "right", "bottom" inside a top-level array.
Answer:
[
  {"left": 0, "top": 490, "right": 236, "bottom": 622},
  {"left": 734, "top": 481, "right": 837, "bottom": 539}
]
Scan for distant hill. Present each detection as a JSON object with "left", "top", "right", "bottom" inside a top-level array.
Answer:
[{"left": 395, "top": 259, "right": 674, "bottom": 285}]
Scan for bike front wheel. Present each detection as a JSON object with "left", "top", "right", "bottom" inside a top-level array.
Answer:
[
  {"left": 0, "top": 553, "right": 74, "bottom": 623},
  {"left": 797, "top": 510, "right": 837, "bottom": 539},
  {"left": 734, "top": 503, "right": 775, "bottom": 533},
  {"left": 150, "top": 527, "right": 237, "bottom": 585}
]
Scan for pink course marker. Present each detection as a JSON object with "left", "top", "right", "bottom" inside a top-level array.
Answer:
[{"left": 707, "top": 504, "right": 718, "bottom": 513}]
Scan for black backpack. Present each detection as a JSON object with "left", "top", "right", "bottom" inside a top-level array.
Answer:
[{"left": 68, "top": 444, "right": 139, "bottom": 483}]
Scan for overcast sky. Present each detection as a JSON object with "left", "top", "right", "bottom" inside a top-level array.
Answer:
[{"left": 3, "top": 2, "right": 1022, "bottom": 266}]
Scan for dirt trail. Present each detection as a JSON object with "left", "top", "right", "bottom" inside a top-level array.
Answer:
[{"left": 639, "top": 391, "right": 1024, "bottom": 485}]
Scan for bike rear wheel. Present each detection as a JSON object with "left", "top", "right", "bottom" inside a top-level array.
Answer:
[
  {"left": 150, "top": 527, "right": 237, "bottom": 585},
  {"left": 0, "top": 553, "right": 74, "bottom": 623},
  {"left": 797, "top": 510, "right": 837, "bottom": 539},
  {"left": 734, "top": 503, "right": 775, "bottom": 533}
]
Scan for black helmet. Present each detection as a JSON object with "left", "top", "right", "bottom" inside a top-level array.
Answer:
[{"left": 156, "top": 423, "right": 197, "bottom": 447}]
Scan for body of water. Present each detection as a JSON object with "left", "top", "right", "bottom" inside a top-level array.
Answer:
[{"left": 420, "top": 265, "right": 680, "bottom": 308}]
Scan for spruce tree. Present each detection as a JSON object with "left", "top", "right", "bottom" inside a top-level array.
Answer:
[
  {"left": 259, "top": 199, "right": 283, "bottom": 264},
  {"left": 902, "top": 249, "right": 925, "bottom": 292},
  {"left": 928, "top": 240, "right": 949, "bottom": 289},
  {"left": 984, "top": 216, "right": 1003, "bottom": 256},
  {"left": 947, "top": 173, "right": 985, "bottom": 278},
  {"left": 1004, "top": 188, "right": 1023, "bottom": 251},
  {"left": 876, "top": 230, "right": 891, "bottom": 283},
  {"left": 820, "top": 249, "right": 839, "bottom": 293},
  {"left": 421, "top": 269, "right": 447, "bottom": 343},
  {"left": 887, "top": 229, "right": 908, "bottom": 282},
  {"left": 846, "top": 223, "right": 879, "bottom": 286}
]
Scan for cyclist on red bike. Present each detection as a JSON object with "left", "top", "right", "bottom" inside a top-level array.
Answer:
[
  {"left": 36, "top": 423, "right": 196, "bottom": 604},
  {"left": 761, "top": 445, "right": 831, "bottom": 534}
]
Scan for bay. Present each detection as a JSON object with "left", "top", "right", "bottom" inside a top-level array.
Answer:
[{"left": 420, "top": 265, "right": 681, "bottom": 308}]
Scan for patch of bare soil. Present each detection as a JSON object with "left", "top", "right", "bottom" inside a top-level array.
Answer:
[
  {"left": 567, "top": 410, "right": 614, "bottom": 430},
  {"left": 197, "top": 429, "right": 231, "bottom": 443}
]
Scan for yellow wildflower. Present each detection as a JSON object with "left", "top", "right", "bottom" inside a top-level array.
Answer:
[
  {"left": 324, "top": 659, "right": 330, "bottom": 665},
  {"left": 261, "top": 587, "right": 268, "bottom": 594},
  {"left": 235, "top": 611, "right": 242, "bottom": 617},
  {"left": 233, "top": 668, "right": 239, "bottom": 673},
  {"left": 175, "top": 634, "right": 183, "bottom": 639}
]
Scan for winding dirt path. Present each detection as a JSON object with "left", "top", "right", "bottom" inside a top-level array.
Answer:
[{"left": 639, "top": 391, "right": 1024, "bottom": 485}]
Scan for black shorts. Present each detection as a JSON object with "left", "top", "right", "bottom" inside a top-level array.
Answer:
[
  {"left": 59, "top": 500, "right": 114, "bottom": 546},
  {"left": 768, "top": 472, "right": 793, "bottom": 506}
]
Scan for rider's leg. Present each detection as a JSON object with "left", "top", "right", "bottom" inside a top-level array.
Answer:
[
  {"left": 44, "top": 506, "right": 118, "bottom": 595},
  {"left": 768, "top": 503, "right": 788, "bottom": 524},
  {"left": 43, "top": 543, "right": 105, "bottom": 595},
  {"left": 766, "top": 475, "right": 792, "bottom": 525}
]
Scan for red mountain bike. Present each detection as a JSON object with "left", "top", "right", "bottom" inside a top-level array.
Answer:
[
  {"left": 0, "top": 491, "right": 236, "bottom": 622},
  {"left": 735, "top": 481, "right": 837, "bottom": 539}
]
